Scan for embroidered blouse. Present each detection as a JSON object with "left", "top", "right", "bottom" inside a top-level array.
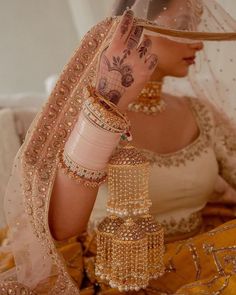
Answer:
[{"left": 89, "top": 97, "right": 236, "bottom": 236}]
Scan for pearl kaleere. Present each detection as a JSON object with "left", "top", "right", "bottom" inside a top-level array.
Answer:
[
  {"left": 95, "top": 145, "right": 165, "bottom": 291},
  {"left": 107, "top": 145, "right": 152, "bottom": 216}
]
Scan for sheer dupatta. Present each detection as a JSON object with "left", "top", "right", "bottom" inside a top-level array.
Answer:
[
  {"left": 1, "top": 0, "right": 236, "bottom": 293},
  {"left": 0, "top": 17, "right": 116, "bottom": 294}
]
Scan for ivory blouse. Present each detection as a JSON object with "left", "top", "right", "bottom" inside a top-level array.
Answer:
[{"left": 89, "top": 97, "right": 236, "bottom": 236}]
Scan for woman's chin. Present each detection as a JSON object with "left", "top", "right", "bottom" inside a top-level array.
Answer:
[{"left": 172, "top": 68, "right": 189, "bottom": 78}]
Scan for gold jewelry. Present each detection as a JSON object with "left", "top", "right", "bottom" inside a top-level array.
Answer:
[
  {"left": 128, "top": 81, "right": 166, "bottom": 115},
  {"left": 95, "top": 215, "right": 124, "bottom": 281},
  {"left": 107, "top": 145, "right": 152, "bottom": 216},
  {"left": 62, "top": 150, "right": 107, "bottom": 180},
  {"left": 110, "top": 218, "right": 149, "bottom": 292},
  {"left": 87, "top": 86, "right": 132, "bottom": 142},
  {"left": 135, "top": 214, "right": 165, "bottom": 279},
  {"left": 58, "top": 149, "right": 107, "bottom": 188},
  {"left": 95, "top": 146, "right": 165, "bottom": 292},
  {"left": 83, "top": 98, "right": 127, "bottom": 133}
]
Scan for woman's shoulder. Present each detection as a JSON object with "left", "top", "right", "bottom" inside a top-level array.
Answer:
[{"left": 182, "top": 95, "right": 216, "bottom": 119}]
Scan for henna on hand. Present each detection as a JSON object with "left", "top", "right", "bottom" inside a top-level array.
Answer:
[
  {"left": 146, "top": 54, "right": 158, "bottom": 70},
  {"left": 96, "top": 10, "right": 158, "bottom": 109},
  {"left": 127, "top": 26, "right": 143, "bottom": 50},
  {"left": 106, "top": 90, "right": 122, "bottom": 104},
  {"left": 138, "top": 39, "right": 152, "bottom": 58},
  {"left": 98, "top": 77, "right": 108, "bottom": 96},
  {"left": 97, "top": 51, "right": 135, "bottom": 104},
  {"left": 104, "top": 54, "right": 135, "bottom": 88},
  {"left": 120, "top": 10, "right": 134, "bottom": 36}
]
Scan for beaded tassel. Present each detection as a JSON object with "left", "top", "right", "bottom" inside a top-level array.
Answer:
[
  {"left": 135, "top": 214, "right": 165, "bottom": 279},
  {"left": 110, "top": 218, "right": 149, "bottom": 292},
  {"left": 95, "top": 215, "right": 124, "bottom": 281},
  {"left": 95, "top": 145, "right": 165, "bottom": 292},
  {"left": 107, "top": 145, "right": 152, "bottom": 216}
]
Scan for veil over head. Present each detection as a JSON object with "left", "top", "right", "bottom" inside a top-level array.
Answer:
[
  {"left": 111, "top": 0, "right": 236, "bottom": 120},
  {"left": 0, "top": 0, "right": 236, "bottom": 294}
]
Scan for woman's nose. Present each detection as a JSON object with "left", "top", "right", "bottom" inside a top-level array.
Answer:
[{"left": 189, "top": 41, "right": 204, "bottom": 51}]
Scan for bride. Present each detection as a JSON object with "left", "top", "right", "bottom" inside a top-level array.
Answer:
[{"left": 1, "top": 0, "right": 236, "bottom": 294}]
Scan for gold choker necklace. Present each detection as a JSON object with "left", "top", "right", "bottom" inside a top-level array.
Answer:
[{"left": 128, "top": 81, "right": 166, "bottom": 115}]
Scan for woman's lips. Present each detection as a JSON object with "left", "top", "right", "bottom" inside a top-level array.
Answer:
[{"left": 183, "top": 56, "right": 196, "bottom": 65}]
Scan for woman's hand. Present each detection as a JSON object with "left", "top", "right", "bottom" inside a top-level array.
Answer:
[{"left": 96, "top": 10, "right": 158, "bottom": 111}]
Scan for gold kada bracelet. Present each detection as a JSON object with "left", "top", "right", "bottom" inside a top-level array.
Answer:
[
  {"left": 86, "top": 86, "right": 132, "bottom": 140},
  {"left": 58, "top": 149, "right": 107, "bottom": 188}
]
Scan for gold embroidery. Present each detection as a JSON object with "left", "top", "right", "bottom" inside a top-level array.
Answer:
[
  {"left": 160, "top": 211, "right": 202, "bottom": 237},
  {"left": 203, "top": 243, "right": 236, "bottom": 275},
  {"left": 225, "top": 255, "right": 236, "bottom": 272},
  {"left": 0, "top": 17, "right": 117, "bottom": 295},
  {"left": 0, "top": 282, "right": 37, "bottom": 294},
  {"left": 176, "top": 274, "right": 231, "bottom": 294},
  {"left": 176, "top": 243, "right": 236, "bottom": 294},
  {"left": 1, "top": 12, "right": 236, "bottom": 294},
  {"left": 188, "top": 243, "right": 202, "bottom": 280},
  {"left": 207, "top": 222, "right": 236, "bottom": 236}
]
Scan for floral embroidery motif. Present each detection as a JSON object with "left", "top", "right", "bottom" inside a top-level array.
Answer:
[{"left": 160, "top": 211, "right": 202, "bottom": 236}]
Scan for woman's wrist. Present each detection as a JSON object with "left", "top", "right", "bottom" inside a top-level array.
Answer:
[{"left": 59, "top": 87, "right": 131, "bottom": 187}]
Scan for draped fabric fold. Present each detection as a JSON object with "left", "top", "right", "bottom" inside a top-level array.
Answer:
[{"left": 1, "top": 0, "right": 236, "bottom": 293}]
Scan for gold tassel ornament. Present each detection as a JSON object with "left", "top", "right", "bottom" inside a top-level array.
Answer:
[
  {"left": 95, "top": 215, "right": 124, "bottom": 281},
  {"left": 110, "top": 218, "right": 148, "bottom": 292},
  {"left": 135, "top": 214, "right": 165, "bottom": 279},
  {"left": 106, "top": 145, "right": 152, "bottom": 216},
  {"left": 95, "top": 145, "right": 165, "bottom": 292}
]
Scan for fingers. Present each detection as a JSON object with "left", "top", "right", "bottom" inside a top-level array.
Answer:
[
  {"left": 145, "top": 54, "right": 158, "bottom": 71},
  {"left": 126, "top": 26, "right": 144, "bottom": 50},
  {"left": 136, "top": 37, "right": 158, "bottom": 71},
  {"left": 137, "top": 38, "right": 152, "bottom": 58},
  {"left": 111, "top": 10, "right": 134, "bottom": 47}
]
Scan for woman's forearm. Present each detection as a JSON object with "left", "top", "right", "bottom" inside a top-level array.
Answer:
[{"left": 49, "top": 167, "right": 99, "bottom": 241}]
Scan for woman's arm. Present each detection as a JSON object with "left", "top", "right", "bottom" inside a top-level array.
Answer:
[
  {"left": 48, "top": 10, "right": 158, "bottom": 241},
  {"left": 49, "top": 168, "right": 98, "bottom": 241}
]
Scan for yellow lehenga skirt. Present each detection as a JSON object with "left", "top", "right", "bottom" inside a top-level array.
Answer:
[{"left": 1, "top": 204, "right": 236, "bottom": 295}]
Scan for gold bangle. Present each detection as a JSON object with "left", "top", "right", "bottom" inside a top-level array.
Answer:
[
  {"left": 83, "top": 98, "right": 127, "bottom": 133},
  {"left": 58, "top": 149, "right": 107, "bottom": 188},
  {"left": 87, "top": 86, "right": 131, "bottom": 131}
]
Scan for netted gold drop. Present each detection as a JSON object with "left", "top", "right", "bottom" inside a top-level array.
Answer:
[
  {"left": 95, "top": 215, "right": 124, "bottom": 281},
  {"left": 107, "top": 146, "right": 151, "bottom": 216},
  {"left": 135, "top": 214, "right": 165, "bottom": 279},
  {"left": 109, "top": 218, "right": 149, "bottom": 292}
]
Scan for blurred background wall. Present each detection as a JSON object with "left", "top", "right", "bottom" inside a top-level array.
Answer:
[
  {"left": 0, "top": 0, "right": 78, "bottom": 95},
  {"left": 0, "top": 0, "right": 109, "bottom": 96}
]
